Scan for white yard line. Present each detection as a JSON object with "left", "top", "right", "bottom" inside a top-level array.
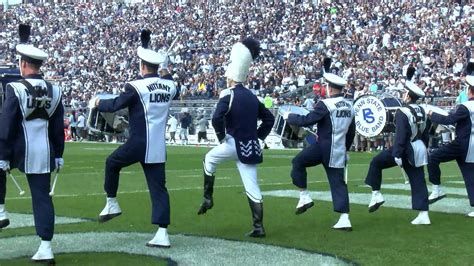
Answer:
[
  {"left": 381, "top": 183, "right": 468, "bottom": 196},
  {"left": 3, "top": 213, "right": 87, "bottom": 229},
  {"left": 4, "top": 176, "right": 406, "bottom": 201},
  {"left": 263, "top": 190, "right": 473, "bottom": 215},
  {"left": 0, "top": 232, "right": 348, "bottom": 265}
]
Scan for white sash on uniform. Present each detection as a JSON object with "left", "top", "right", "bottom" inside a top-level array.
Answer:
[
  {"left": 321, "top": 97, "right": 354, "bottom": 168},
  {"left": 128, "top": 78, "right": 177, "bottom": 164},
  {"left": 9, "top": 79, "right": 61, "bottom": 174},
  {"left": 400, "top": 105, "right": 428, "bottom": 167}
]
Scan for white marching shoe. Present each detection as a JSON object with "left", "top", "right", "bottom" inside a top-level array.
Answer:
[
  {"left": 0, "top": 204, "right": 10, "bottom": 229},
  {"left": 333, "top": 213, "right": 352, "bottom": 231},
  {"left": 428, "top": 185, "right": 446, "bottom": 204},
  {"left": 32, "top": 240, "right": 55, "bottom": 264},
  {"left": 467, "top": 211, "right": 474, "bottom": 218},
  {"left": 98, "top": 197, "right": 122, "bottom": 223},
  {"left": 411, "top": 211, "right": 431, "bottom": 225},
  {"left": 368, "top": 191, "right": 385, "bottom": 213},
  {"left": 295, "top": 190, "right": 314, "bottom": 215},
  {"left": 146, "top": 228, "right": 171, "bottom": 248}
]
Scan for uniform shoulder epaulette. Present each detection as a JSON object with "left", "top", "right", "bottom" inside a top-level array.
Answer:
[{"left": 219, "top": 88, "right": 233, "bottom": 99}]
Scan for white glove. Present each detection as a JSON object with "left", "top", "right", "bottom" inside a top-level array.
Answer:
[
  {"left": 88, "top": 96, "right": 99, "bottom": 109},
  {"left": 282, "top": 111, "right": 290, "bottom": 120},
  {"left": 0, "top": 160, "right": 10, "bottom": 171},
  {"left": 55, "top": 158, "right": 64, "bottom": 170},
  {"left": 158, "top": 50, "right": 170, "bottom": 70},
  {"left": 394, "top": 157, "right": 402, "bottom": 167}
]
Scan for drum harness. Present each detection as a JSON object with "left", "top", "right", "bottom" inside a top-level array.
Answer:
[
  {"left": 19, "top": 79, "right": 53, "bottom": 121},
  {"left": 404, "top": 104, "right": 426, "bottom": 142}
]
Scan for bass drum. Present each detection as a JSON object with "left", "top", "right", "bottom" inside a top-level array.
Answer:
[
  {"left": 354, "top": 94, "right": 403, "bottom": 137},
  {"left": 87, "top": 94, "right": 129, "bottom": 134}
]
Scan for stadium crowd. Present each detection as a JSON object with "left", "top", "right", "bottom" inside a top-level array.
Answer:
[{"left": 0, "top": 1, "right": 472, "bottom": 108}]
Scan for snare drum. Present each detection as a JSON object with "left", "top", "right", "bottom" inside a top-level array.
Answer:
[
  {"left": 87, "top": 94, "right": 129, "bottom": 134},
  {"left": 274, "top": 105, "right": 310, "bottom": 141},
  {"left": 354, "top": 94, "right": 403, "bottom": 137}
]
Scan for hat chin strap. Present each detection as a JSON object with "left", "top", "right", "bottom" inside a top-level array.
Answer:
[
  {"left": 139, "top": 61, "right": 145, "bottom": 77},
  {"left": 227, "top": 78, "right": 242, "bottom": 88},
  {"left": 18, "top": 58, "right": 23, "bottom": 77},
  {"left": 326, "top": 84, "right": 331, "bottom": 97},
  {"left": 403, "top": 91, "right": 410, "bottom": 103}
]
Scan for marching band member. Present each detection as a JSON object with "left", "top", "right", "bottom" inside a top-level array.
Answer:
[
  {"left": 197, "top": 38, "right": 275, "bottom": 238},
  {"left": 93, "top": 29, "right": 178, "bottom": 247},
  {"left": 427, "top": 61, "right": 474, "bottom": 217},
  {"left": 283, "top": 58, "right": 355, "bottom": 231},
  {"left": 365, "top": 66, "right": 431, "bottom": 225},
  {"left": 0, "top": 24, "right": 64, "bottom": 263},
  {"left": 0, "top": 170, "right": 8, "bottom": 229}
]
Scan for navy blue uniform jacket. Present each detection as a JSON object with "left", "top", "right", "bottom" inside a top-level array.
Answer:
[
  {"left": 212, "top": 84, "right": 274, "bottom": 164},
  {"left": 0, "top": 74, "right": 64, "bottom": 173},
  {"left": 430, "top": 99, "right": 474, "bottom": 161}
]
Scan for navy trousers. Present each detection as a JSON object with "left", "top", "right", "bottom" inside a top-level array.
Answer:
[
  {"left": 428, "top": 142, "right": 474, "bottom": 206},
  {"left": 0, "top": 170, "right": 5, "bottom": 205},
  {"left": 27, "top": 173, "right": 54, "bottom": 241},
  {"left": 104, "top": 141, "right": 170, "bottom": 226},
  {"left": 365, "top": 149, "right": 428, "bottom": 211},
  {"left": 291, "top": 144, "right": 349, "bottom": 213}
]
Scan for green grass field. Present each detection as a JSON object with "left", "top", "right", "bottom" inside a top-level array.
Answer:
[{"left": 1, "top": 142, "right": 473, "bottom": 265}]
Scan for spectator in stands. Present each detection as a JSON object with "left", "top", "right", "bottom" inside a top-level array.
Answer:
[
  {"left": 313, "top": 82, "right": 326, "bottom": 100},
  {"left": 0, "top": 1, "right": 471, "bottom": 110},
  {"left": 302, "top": 96, "right": 315, "bottom": 111},
  {"left": 264, "top": 94, "right": 273, "bottom": 109}
]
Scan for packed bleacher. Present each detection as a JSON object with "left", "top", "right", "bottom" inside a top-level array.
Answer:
[{"left": 0, "top": 1, "right": 472, "bottom": 109}]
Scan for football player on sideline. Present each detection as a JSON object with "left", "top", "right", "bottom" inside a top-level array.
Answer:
[
  {"left": 282, "top": 58, "right": 355, "bottom": 231},
  {"left": 92, "top": 30, "right": 178, "bottom": 247},
  {"left": 197, "top": 38, "right": 275, "bottom": 238},
  {"left": 0, "top": 24, "right": 64, "bottom": 263}
]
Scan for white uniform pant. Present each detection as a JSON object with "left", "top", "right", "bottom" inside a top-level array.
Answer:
[{"left": 204, "top": 135, "right": 262, "bottom": 203}]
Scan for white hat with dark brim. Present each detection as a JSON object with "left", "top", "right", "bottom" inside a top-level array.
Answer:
[
  {"left": 16, "top": 24, "right": 48, "bottom": 65},
  {"left": 323, "top": 73, "right": 347, "bottom": 90},
  {"left": 404, "top": 80, "right": 425, "bottom": 97},
  {"left": 403, "top": 65, "right": 424, "bottom": 97},
  {"left": 16, "top": 44, "right": 48, "bottom": 64},
  {"left": 467, "top": 76, "right": 474, "bottom": 87},
  {"left": 137, "top": 47, "right": 167, "bottom": 66},
  {"left": 466, "top": 58, "right": 474, "bottom": 86},
  {"left": 137, "top": 29, "right": 167, "bottom": 66}
]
